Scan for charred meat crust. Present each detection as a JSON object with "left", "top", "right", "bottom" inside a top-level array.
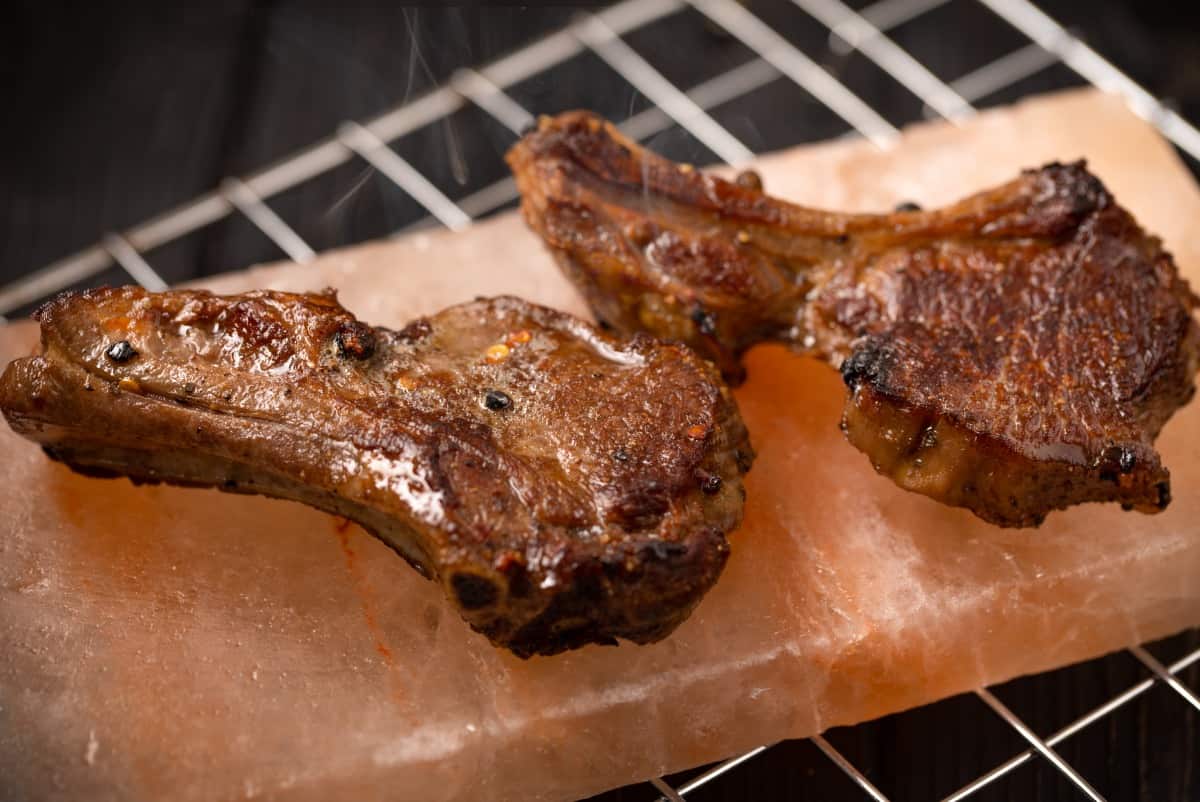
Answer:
[
  {"left": 508, "top": 110, "right": 1200, "bottom": 527},
  {"left": 0, "top": 287, "right": 754, "bottom": 657}
]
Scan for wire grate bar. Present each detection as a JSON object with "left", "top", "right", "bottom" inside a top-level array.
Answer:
[
  {"left": 373, "top": 0, "right": 687, "bottom": 145},
  {"left": 251, "top": 88, "right": 464, "bottom": 208},
  {"left": 0, "top": 0, "right": 685, "bottom": 315},
  {"left": 476, "top": 0, "right": 683, "bottom": 92},
  {"left": 974, "top": 688, "right": 1105, "bottom": 801},
  {"left": 14, "top": 31, "right": 1076, "bottom": 318},
  {"left": 1128, "top": 645, "right": 1200, "bottom": 713},
  {"left": 977, "top": 0, "right": 1200, "bottom": 161},
  {"left": 792, "top": 0, "right": 974, "bottom": 122},
  {"left": 405, "top": 37, "right": 1073, "bottom": 252},
  {"left": 647, "top": 777, "right": 686, "bottom": 802},
  {"left": 412, "top": 55, "right": 785, "bottom": 233},
  {"left": 647, "top": 745, "right": 772, "bottom": 801},
  {"left": 621, "top": 56, "right": 781, "bottom": 141},
  {"left": 812, "top": 734, "right": 891, "bottom": 801},
  {"left": 944, "top": 645, "right": 1200, "bottom": 801},
  {"left": 366, "top": 86, "right": 469, "bottom": 150},
  {"left": 454, "top": 177, "right": 520, "bottom": 223},
  {"left": 572, "top": 12, "right": 755, "bottom": 167},
  {"left": 485, "top": 0, "right": 667, "bottom": 86},
  {"left": 102, "top": 234, "right": 168, "bottom": 292},
  {"left": 126, "top": 194, "right": 232, "bottom": 257},
  {"left": 0, "top": 246, "right": 111, "bottom": 317},
  {"left": 450, "top": 68, "right": 535, "bottom": 136},
  {"left": 688, "top": 0, "right": 899, "bottom": 148},
  {"left": 831, "top": 0, "right": 953, "bottom": 52},
  {"left": 461, "top": 0, "right": 679, "bottom": 104},
  {"left": 445, "top": 37, "right": 1069, "bottom": 237},
  {"left": 338, "top": 122, "right": 473, "bottom": 231},
  {"left": 676, "top": 745, "right": 771, "bottom": 797},
  {"left": 948, "top": 41, "right": 1059, "bottom": 103},
  {"left": 220, "top": 178, "right": 316, "bottom": 263},
  {"left": 479, "top": 30, "right": 582, "bottom": 92}
]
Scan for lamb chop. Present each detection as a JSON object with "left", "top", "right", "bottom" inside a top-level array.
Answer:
[
  {"left": 508, "top": 111, "right": 1200, "bottom": 527},
  {"left": 0, "top": 287, "right": 752, "bottom": 657}
]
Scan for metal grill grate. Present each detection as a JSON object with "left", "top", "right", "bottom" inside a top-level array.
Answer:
[{"left": 4, "top": 1, "right": 1198, "bottom": 799}]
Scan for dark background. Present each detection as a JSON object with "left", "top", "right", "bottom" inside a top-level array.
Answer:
[{"left": 3, "top": 1, "right": 1198, "bottom": 800}]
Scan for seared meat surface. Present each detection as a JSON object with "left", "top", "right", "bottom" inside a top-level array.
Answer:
[
  {"left": 0, "top": 288, "right": 752, "bottom": 656},
  {"left": 508, "top": 111, "right": 1200, "bottom": 527}
]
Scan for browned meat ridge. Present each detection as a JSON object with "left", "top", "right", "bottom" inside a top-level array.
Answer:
[
  {"left": 508, "top": 111, "right": 1200, "bottom": 528},
  {"left": 0, "top": 288, "right": 752, "bottom": 657}
]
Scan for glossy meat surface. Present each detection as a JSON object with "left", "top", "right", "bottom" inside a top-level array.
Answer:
[
  {"left": 508, "top": 112, "right": 1200, "bottom": 526},
  {"left": 0, "top": 287, "right": 752, "bottom": 656}
]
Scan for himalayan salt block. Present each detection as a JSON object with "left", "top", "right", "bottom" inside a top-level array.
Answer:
[{"left": 1, "top": 89, "right": 1198, "bottom": 802}]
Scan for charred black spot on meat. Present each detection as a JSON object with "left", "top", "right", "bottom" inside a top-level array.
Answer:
[
  {"left": 508, "top": 111, "right": 1198, "bottom": 527},
  {"left": 840, "top": 342, "right": 893, "bottom": 391},
  {"left": 334, "top": 321, "right": 376, "bottom": 360},
  {"left": 894, "top": 201, "right": 922, "bottom": 212},
  {"left": 105, "top": 341, "right": 138, "bottom": 363},
  {"left": 452, "top": 573, "right": 500, "bottom": 610}
]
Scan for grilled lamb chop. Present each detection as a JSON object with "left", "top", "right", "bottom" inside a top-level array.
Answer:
[
  {"left": 0, "top": 287, "right": 752, "bottom": 657},
  {"left": 508, "top": 111, "right": 1200, "bottom": 527}
]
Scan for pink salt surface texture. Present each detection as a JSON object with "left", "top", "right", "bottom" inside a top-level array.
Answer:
[{"left": 1, "top": 89, "right": 1198, "bottom": 802}]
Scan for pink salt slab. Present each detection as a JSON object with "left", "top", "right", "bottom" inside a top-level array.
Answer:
[{"left": 1, "top": 89, "right": 1198, "bottom": 802}]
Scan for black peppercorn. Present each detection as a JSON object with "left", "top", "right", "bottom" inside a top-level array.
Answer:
[
  {"left": 690, "top": 307, "right": 717, "bottom": 336},
  {"left": 484, "top": 389, "right": 512, "bottom": 411},
  {"left": 105, "top": 340, "right": 138, "bottom": 363}
]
